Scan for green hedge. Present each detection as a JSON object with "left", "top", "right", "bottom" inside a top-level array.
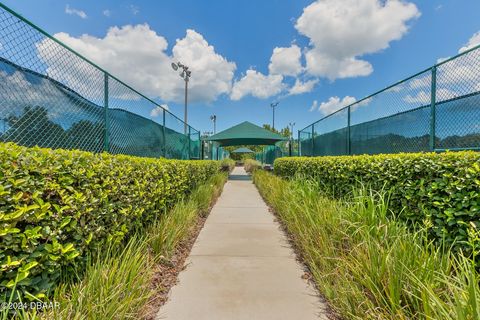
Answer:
[
  {"left": 0, "top": 143, "right": 219, "bottom": 300},
  {"left": 274, "top": 152, "right": 480, "bottom": 256}
]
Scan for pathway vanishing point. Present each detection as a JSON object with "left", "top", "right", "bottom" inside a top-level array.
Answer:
[{"left": 156, "top": 167, "right": 328, "bottom": 320}]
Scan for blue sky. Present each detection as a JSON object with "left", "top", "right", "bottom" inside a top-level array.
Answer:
[{"left": 2, "top": 0, "right": 480, "bottom": 134}]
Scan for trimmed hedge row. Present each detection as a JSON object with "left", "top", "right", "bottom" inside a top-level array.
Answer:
[
  {"left": 274, "top": 152, "right": 480, "bottom": 256},
  {"left": 0, "top": 143, "right": 219, "bottom": 300}
]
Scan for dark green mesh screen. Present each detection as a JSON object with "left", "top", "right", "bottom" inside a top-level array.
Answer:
[
  {"left": 299, "top": 130, "right": 313, "bottom": 156},
  {"left": 205, "top": 141, "right": 229, "bottom": 160},
  {"left": 299, "top": 44, "right": 480, "bottom": 156},
  {"left": 313, "top": 108, "right": 348, "bottom": 156},
  {"left": 189, "top": 128, "right": 200, "bottom": 159},
  {"left": 255, "top": 141, "right": 293, "bottom": 165},
  {"left": 0, "top": 4, "right": 199, "bottom": 160},
  {"left": 435, "top": 47, "right": 480, "bottom": 150}
]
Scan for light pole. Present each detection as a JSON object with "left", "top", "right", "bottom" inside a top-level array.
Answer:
[
  {"left": 288, "top": 122, "right": 295, "bottom": 156},
  {"left": 171, "top": 61, "right": 192, "bottom": 134},
  {"left": 203, "top": 131, "right": 213, "bottom": 136},
  {"left": 202, "top": 131, "right": 213, "bottom": 160},
  {"left": 270, "top": 102, "right": 279, "bottom": 130},
  {"left": 210, "top": 115, "right": 217, "bottom": 134},
  {"left": 288, "top": 122, "right": 295, "bottom": 140}
]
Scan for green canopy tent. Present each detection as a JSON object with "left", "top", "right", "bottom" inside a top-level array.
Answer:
[
  {"left": 205, "top": 121, "right": 287, "bottom": 146},
  {"left": 232, "top": 147, "right": 254, "bottom": 153}
]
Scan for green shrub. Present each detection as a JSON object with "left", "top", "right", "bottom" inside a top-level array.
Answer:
[
  {"left": 219, "top": 158, "right": 235, "bottom": 172},
  {"left": 0, "top": 142, "right": 219, "bottom": 301},
  {"left": 274, "top": 152, "right": 480, "bottom": 258},
  {"left": 41, "top": 172, "right": 227, "bottom": 320},
  {"left": 244, "top": 159, "right": 261, "bottom": 173}
]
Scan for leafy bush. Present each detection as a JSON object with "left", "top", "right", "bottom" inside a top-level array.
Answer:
[
  {"left": 39, "top": 172, "right": 227, "bottom": 320},
  {"left": 0, "top": 142, "right": 219, "bottom": 301},
  {"left": 244, "top": 159, "right": 261, "bottom": 173},
  {"left": 219, "top": 158, "right": 235, "bottom": 172},
  {"left": 274, "top": 152, "right": 480, "bottom": 258}
]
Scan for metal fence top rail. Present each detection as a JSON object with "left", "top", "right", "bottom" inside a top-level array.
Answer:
[
  {"left": 300, "top": 42, "right": 480, "bottom": 133},
  {"left": 301, "top": 88, "right": 479, "bottom": 136},
  {"left": 0, "top": 2, "right": 195, "bottom": 132}
]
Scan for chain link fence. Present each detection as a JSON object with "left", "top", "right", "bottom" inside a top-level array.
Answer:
[
  {"left": 0, "top": 4, "right": 200, "bottom": 160},
  {"left": 255, "top": 140, "right": 298, "bottom": 165},
  {"left": 299, "top": 43, "right": 480, "bottom": 156},
  {"left": 202, "top": 141, "right": 229, "bottom": 160}
]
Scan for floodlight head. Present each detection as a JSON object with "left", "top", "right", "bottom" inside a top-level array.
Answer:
[
  {"left": 180, "top": 71, "right": 185, "bottom": 78},
  {"left": 171, "top": 62, "right": 178, "bottom": 71}
]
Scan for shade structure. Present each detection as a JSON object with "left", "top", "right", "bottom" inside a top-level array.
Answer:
[
  {"left": 232, "top": 147, "right": 254, "bottom": 153},
  {"left": 205, "top": 121, "right": 288, "bottom": 146}
]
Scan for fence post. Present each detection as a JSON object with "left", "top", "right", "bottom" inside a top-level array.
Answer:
[
  {"left": 311, "top": 125, "right": 315, "bottom": 157},
  {"left": 198, "top": 131, "right": 201, "bottom": 159},
  {"left": 430, "top": 66, "right": 437, "bottom": 151},
  {"left": 162, "top": 109, "right": 166, "bottom": 158},
  {"left": 347, "top": 106, "right": 351, "bottom": 155},
  {"left": 297, "top": 130, "right": 301, "bottom": 156},
  {"left": 103, "top": 73, "right": 109, "bottom": 152},
  {"left": 188, "top": 126, "right": 191, "bottom": 159}
]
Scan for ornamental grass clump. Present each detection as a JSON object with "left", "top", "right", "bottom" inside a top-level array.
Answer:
[{"left": 253, "top": 170, "right": 480, "bottom": 320}]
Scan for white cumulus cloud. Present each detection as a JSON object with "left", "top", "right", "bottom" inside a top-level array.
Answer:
[
  {"left": 459, "top": 31, "right": 480, "bottom": 53},
  {"left": 317, "top": 96, "right": 357, "bottom": 115},
  {"left": 65, "top": 4, "right": 87, "bottom": 19},
  {"left": 295, "top": 0, "right": 420, "bottom": 80},
  {"left": 268, "top": 44, "right": 302, "bottom": 76},
  {"left": 404, "top": 88, "right": 457, "bottom": 104},
  {"left": 230, "top": 70, "right": 284, "bottom": 100},
  {"left": 37, "top": 25, "right": 236, "bottom": 104},
  {"left": 309, "top": 100, "right": 318, "bottom": 112},
  {"left": 403, "top": 90, "right": 430, "bottom": 104},
  {"left": 150, "top": 105, "right": 168, "bottom": 117},
  {"left": 408, "top": 30, "right": 480, "bottom": 102},
  {"left": 288, "top": 78, "right": 318, "bottom": 95}
]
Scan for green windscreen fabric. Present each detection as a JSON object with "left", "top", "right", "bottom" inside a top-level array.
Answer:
[
  {"left": 299, "top": 43, "right": 480, "bottom": 156},
  {"left": 0, "top": 4, "right": 199, "bottom": 160},
  {"left": 206, "top": 121, "right": 288, "bottom": 146}
]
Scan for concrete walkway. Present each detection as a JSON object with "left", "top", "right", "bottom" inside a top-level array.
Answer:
[{"left": 156, "top": 167, "right": 328, "bottom": 320}]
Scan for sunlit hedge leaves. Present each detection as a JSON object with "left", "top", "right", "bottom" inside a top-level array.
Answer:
[
  {"left": 274, "top": 152, "right": 480, "bottom": 261},
  {"left": 0, "top": 142, "right": 219, "bottom": 301}
]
